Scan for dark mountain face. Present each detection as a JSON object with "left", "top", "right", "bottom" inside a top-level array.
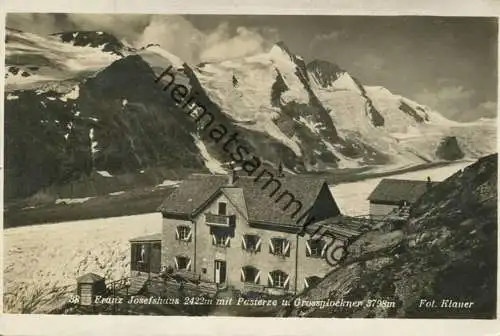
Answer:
[
  {"left": 51, "top": 31, "right": 129, "bottom": 56},
  {"left": 399, "top": 101, "right": 430, "bottom": 123},
  {"left": 4, "top": 55, "right": 209, "bottom": 200},
  {"left": 435, "top": 136, "right": 465, "bottom": 161},
  {"left": 282, "top": 154, "right": 497, "bottom": 319},
  {"left": 306, "top": 59, "right": 344, "bottom": 88}
]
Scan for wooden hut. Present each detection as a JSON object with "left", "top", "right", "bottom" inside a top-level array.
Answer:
[{"left": 76, "top": 272, "right": 106, "bottom": 306}]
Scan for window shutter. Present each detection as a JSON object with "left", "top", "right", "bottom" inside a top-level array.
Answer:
[
  {"left": 305, "top": 240, "right": 311, "bottom": 257},
  {"left": 321, "top": 241, "right": 328, "bottom": 257},
  {"left": 211, "top": 234, "right": 216, "bottom": 245},
  {"left": 174, "top": 257, "right": 179, "bottom": 269},
  {"left": 186, "top": 229, "right": 193, "bottom": 242},
  {"left": 267, "top": 272, "right": 274, "bottom": 286},
  {"left": 175, "top": 227, "right": 180, "bottom": 240},
  {"left": 284, "top": 240, "right": 290, "bottom": 257},
  {"left": 240, "top": 268, "right": 246, "bottom": 282},
  {"left": 304, "top": 278, "right": 309, "bottom": 288},
  {"left": 225, "top": 236, "right": 231, "bottom": 247},
  {"left": 254, "top": 270, "right": 261, "bottom": 284},
  {"left": 255, "top": 237, "right": 262, "bottom": 252},
  {"left": 283, "top": 274, "right": 290, "bottom": 289},
  {"left": 186, "top": 258, "right": 192, "bottom": 271},
  {"left": 241, "top": 236, "right": 247, "bottom": 250},
  {"left": 269, "top": 239, "right": 275, "bottom": 254}
]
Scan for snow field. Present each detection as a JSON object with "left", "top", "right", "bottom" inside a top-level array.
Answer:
[{"left": 3, "top": 213, "right": 162, "bottom": 313}]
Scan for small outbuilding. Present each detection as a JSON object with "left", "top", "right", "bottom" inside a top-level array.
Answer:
[
  {"left": 76, "top": 272, "right": 106, "bottom": 306},
  {"left": 367, "top": 178, "right": 439, "bottom": 217},
  {"left": 129, "top": 233, "right": 162, "bottom": 276}
]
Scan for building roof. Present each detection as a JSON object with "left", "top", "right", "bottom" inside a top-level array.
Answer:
[
  {"left": 367, "top": 178, "right": 439, "bottom": 204},
  {"left": 304, "top": 216, "right": 365, "bottom": 240},
  {"left": 129, "top": 233, "right": 162, "bottom": 242},
  {"left": 77, "top": 272, "right": 104, "bottom": 284},
  {"left": 220, "top": 187, "right": 248, "bottom": 220},
  {"left": 158, "top": 173, "right": 334, "bottom": 226}
]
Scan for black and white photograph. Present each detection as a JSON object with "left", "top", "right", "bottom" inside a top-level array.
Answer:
[{"left": 2, "top": 13, "right": 498, "bottom": 320}]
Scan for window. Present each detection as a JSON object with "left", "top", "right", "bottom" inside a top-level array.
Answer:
[
  {"left": 268, "top": 270, "right": 289, "bottom": 289},
  {"left": 211, "top": 228, "right": 230, "bottom": 247},
  {"left": 269, "top": 238, "right": 290, "bottom": 257},
  {"left": 241, "top": 234, "right": 261, "bottom": 252},
  {"left": 240, "top": 266, "right": 261, "bottom": 284},
  {"left": 218, "top": 202, "right": 227, "bottom": 215},
  {"left": 305, "top": 239, "right": 327, "bottom": 258},
  {"left": 174, "top": 256, "right": 191, "bottom": 271},
  {"left": 175, "top": 225, "right": 192, "bottom": 242}
]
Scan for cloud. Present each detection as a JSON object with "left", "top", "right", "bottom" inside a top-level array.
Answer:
[
  {"left": 67, "top": 14, "right": 151, "bottom": 44},
  {"left": 200, "top": 26, "right": 277, "bottom": 62},
  {"left": 309, "top": 31, "right": 344, "bottom": 51},
  {"left": 476, "top": 101, "right": 498, "bottom": 119},
  {"left": 7, "top": 13, "right": 151, "bottom": 44},
  {"left": 137, "top": 15, "right": 203, "bottom": 64},
  {"left": 311, "top": 31, "right": 343, "bottom": 43},
  {"left": 6, "top": 13, "right": 279, "bottom": 64},
  {"left": 414, "top": 85, "right": 497, "bottom": 121},
  {"left": 354, "top": 53, "right": 385, "bottom": 71},
  {"left": 7, "top": 13, "right": 75, "bottom": 35},
  {"left": 414, "top": 85, "right": 475, "bottom": 119},
  {"left": 138, "top": 15, "right": 278, "bottom": 63}
]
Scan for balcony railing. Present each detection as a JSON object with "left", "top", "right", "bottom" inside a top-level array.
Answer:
[{"left": 205, "top": 213, "right": 234, "bottom": 227}]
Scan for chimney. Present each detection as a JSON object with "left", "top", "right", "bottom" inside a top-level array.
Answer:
[
  {"left": 227, "top": 161, "right": 241, "bottom": 186},
  {"left": 229, "top": 168, "right": 237, "bottom": 185}
]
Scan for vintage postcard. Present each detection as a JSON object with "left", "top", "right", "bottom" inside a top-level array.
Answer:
[{"left": 2, "top": 12, "right": 498, "bottom": 324}]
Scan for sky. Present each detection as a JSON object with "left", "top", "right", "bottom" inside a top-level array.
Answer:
[{"left": 6, "top": 13, "right": 498, "bottom": 121}]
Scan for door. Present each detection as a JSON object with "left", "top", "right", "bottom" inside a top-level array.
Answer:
[
  {"left": 214, "top": 260, "right": 226, "bottom": 284},
  {"left": 150, "top": 243, "right": 161, "bottom": 274}
]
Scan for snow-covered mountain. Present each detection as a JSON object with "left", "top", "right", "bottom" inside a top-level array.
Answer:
[
  {"left": 193, "top": 41, "right": 495, "bottom": 169},
  {"left": 4, "top": 29, "right": 496, "bottom": 200}
]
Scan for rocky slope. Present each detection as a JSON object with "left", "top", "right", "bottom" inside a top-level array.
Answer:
[
  {"left": 4, "top": 28, "right": 496, "bottom": 200},
  {"left": 281, "top": 153, "right": 497, "bottom": 319}
]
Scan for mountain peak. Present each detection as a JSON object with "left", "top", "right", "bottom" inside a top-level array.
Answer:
[
  {"left": 270, "top": 41, "right": 297, "bottom": 59},
  {"left": 274, "top": 41, "right": 292, "bottom": 52}
]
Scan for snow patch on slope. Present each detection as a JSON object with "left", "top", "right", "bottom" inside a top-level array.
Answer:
[
  {"left": 142, "top": 45, "right": 184, "bottom": 69},
  {"left": 156, "top": 180, "right": 181, "bottom": 187},
  {"left": 55, "top": 197, "right": 94, "bottom": 205},
  {"left": 89, "top": 128, "right": 99, "bottom": 155},
  {"left": 192, "top": 135, "right": 226, "bottom": 174},
  {"left": 268, "top": 45, "right": 309, "bottom": 104},
  {"left": 330, "top": 72, "right": 362, "bottom": 93},
  {"left": 5, "top": 30, "right": 120, "bottom": 90},
  {"left": 6, "top": 94, "right": 19, "bottom": 100},
  {"left": 97, "top": 171, "right": 113, "bottom": 178},
  {"left": 59, "top": 85, "right": 80, "bottom": 102}
]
